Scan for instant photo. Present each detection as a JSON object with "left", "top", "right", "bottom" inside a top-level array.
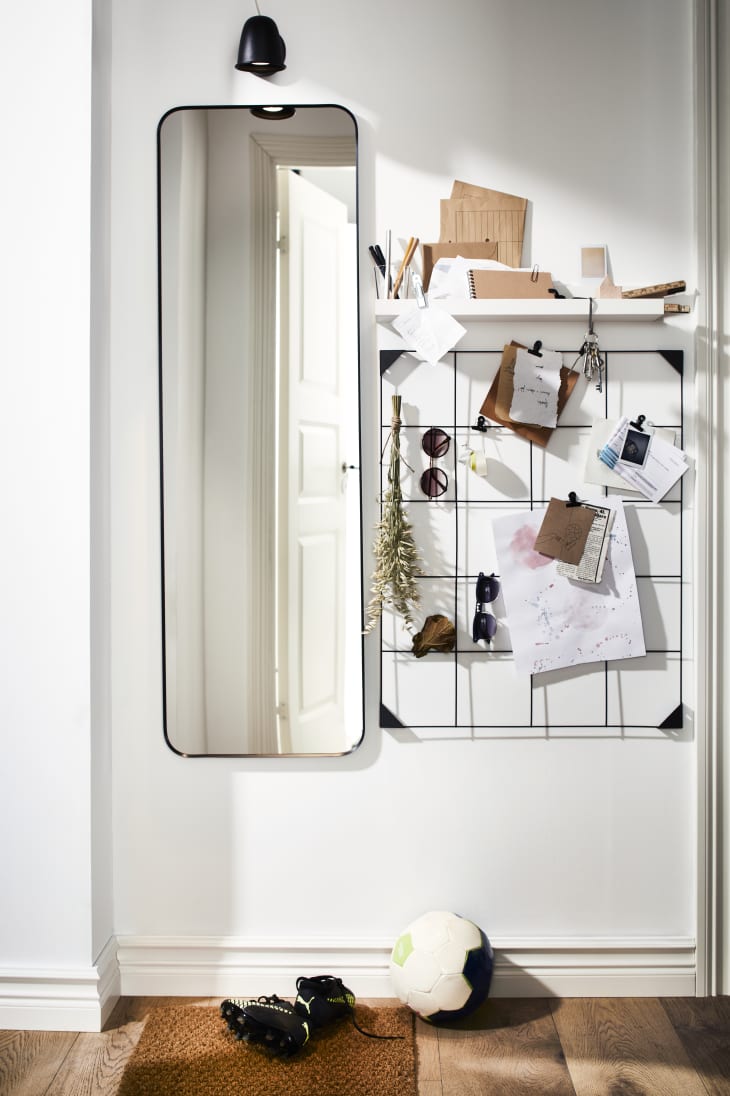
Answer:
[{"left": 619, "top": 427, "right": 651, "bottom": 467}]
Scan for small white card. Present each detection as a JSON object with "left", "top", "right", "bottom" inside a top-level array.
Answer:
[
  {"left": 391, "top": 305, "right": 467, "bottom": 365},
  {"left": 509, "top": 347, "right": 563, "bottom": 428}
]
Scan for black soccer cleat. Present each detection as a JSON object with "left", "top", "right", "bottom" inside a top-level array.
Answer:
[
  {"left": 294, "top": 974, "right": 357, "bottom": 1030},
  {"left": 294, "top": 974, "right": 404, "bottom": 1042},
  {"left": 220, "top": 995, "right": 311, "bottom": 1056}
]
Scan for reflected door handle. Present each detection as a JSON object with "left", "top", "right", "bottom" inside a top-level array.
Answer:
[{"left": 341, "top": 462, "right": 358, "bottom": 492}]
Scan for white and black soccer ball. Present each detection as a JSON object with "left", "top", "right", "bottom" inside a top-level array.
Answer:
[{"left": 390, "top": 910, "right": 493, "bottom": 1023}]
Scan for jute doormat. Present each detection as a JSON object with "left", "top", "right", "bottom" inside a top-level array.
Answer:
[{"left": 117, "top": 1004, "right": 417, "bottom": 1096}]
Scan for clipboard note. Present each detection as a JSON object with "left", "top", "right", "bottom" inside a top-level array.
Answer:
[
  {"left": 481, "top": 343, "right": 579, "bottom": 448},
  {"left": 509, "top": 347, "right": 563, "bottom": 428},
  {"left": 534, "top": 497, "right": 595, "bottom": 564}
]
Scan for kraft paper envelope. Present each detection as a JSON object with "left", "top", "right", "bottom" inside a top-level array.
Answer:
[
  {"left": 420, "top": 241, "right": 499, "bottom": 291},
  {"left": 451, "top": 179, "right": 522, "bottom": 200},
  {"left": 440, "top": 184, "right": 527, "bottom": 268}
]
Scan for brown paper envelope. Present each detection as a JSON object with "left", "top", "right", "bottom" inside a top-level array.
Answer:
[
  {"left": 469, "top": 270, "right": 554, "bottom": 299},
  {"left": 420, "top": 241, "right": 499, "bottom": 291},
  {"left": 534, "top": 498, "right": 595, "bottom": 564},
  {"left": 450, "top": 180, "right": 528, "bottom": 207},
  {"left": 440, "top": 195, "right": 527, "bottom": 267},
  {"left": 482, "top": 343, "right": 580, "bottom": 448}
]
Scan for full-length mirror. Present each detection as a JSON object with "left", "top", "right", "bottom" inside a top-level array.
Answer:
[{"left": 158, "top": 105, "right": 362, "bottom": 756}]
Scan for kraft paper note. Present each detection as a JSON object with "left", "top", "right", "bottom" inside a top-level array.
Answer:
[
  {"left": 534, "top": 497, "right": 595, "bottom": 565},
  {"left": 483, "top": 343, "right": 579, "bottom": 449}
]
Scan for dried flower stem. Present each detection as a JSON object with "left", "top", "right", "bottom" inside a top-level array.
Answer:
[{"left": 364, "top": 395, "right": 423, "bottom": 634}]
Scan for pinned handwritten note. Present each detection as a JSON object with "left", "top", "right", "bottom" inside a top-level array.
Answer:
[
  {"left": 509, "top": 347, "right": 563, "bottom": 428},
  {"left": 534, "top": 497, "right": 596, "bottom": 565}
]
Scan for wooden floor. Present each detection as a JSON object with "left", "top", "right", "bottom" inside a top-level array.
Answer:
[{"left": 1, "top": 996, "right": 729, "bottom": 1095}]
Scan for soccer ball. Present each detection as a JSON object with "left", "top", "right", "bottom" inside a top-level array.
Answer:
[{"left": 389, "top": 910, "right": 493, "bottom": 1023}]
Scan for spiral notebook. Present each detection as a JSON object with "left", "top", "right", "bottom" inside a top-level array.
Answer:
[{"left": 467, "top": 269, "right": 556, "bottom": 299}]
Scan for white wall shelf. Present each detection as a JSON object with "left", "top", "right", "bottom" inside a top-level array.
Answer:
[{"left": 375, "top": 298, "right": 665, "bottom": 323}]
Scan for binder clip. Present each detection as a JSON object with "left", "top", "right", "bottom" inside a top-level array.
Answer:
[
  {"left": 566, "top": 491, "right": 582, "bottom": 507},
  {"left": 629, "top": 414, "right": 647, "bottom": 431},
  {"left": 462, "top": 414, "right": 490, "bottom": 476},
  {"left": 529, "top": 340, "right": 543, "bottom": 356}
]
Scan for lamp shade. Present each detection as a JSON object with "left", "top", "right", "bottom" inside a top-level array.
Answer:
[
  {"left": 235, "top": 15, "right": 286, "bottom": 75},
  {"left": 250, "top": 105, "right": 296, "bottom": 120}
]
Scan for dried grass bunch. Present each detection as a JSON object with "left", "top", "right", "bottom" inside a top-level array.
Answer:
[{"left": 364, "top": 395, "right": 423, "bottom": 634}]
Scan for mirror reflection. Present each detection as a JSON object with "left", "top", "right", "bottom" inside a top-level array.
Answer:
[{"left": 158, "top": 105, "right": 362, "bottom": 756}]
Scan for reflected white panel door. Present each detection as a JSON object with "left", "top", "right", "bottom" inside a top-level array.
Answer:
[{"left": 278, "top": 170, "right": 353, "bottom": 753}]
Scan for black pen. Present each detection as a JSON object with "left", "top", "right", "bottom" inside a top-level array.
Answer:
[{"left": 368, "top": 245, "right": 386, "bottom": 275}]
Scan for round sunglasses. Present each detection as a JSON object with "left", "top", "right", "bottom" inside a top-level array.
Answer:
[{"left": 420, "top": 427, "right": 450, "bottom": 500}]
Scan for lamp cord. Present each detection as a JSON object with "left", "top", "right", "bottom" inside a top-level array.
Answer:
[{"left": 254, "top": 0, "right": 261, "bottom": 12}]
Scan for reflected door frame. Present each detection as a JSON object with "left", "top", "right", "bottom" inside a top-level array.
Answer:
[
  {"left": 248, "top": 131, "right": 357, "bottom": 402},
  {"left": 248, "top": 129, "right": 359, "bottom": 754}
]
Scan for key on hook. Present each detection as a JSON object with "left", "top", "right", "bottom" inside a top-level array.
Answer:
[{"left": 572, "top": 299, "right": 605, "bottom": 392}]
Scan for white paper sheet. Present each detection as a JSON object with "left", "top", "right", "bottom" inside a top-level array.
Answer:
[
  {"left": 428, "top": 255, "right": 514, "bottom": 300},
  {"left": 509, "top": 347, "right": 563, "bottom": 428},
  {"left": 391, "top": 304, "right": 467, "bottom": 365},
  {"left": 492, "top": 498, "right": 645, "bottom": 676},
  {"left": 598, "top": 417, "right": 688, "bottom": 503},
  {"left": 584, "top": 418, "right": 675, "bottom": 492}
]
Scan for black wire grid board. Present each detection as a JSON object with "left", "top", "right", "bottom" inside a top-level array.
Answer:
[{"left": 378, "top": 347, "right": 685, "bottom": 733}]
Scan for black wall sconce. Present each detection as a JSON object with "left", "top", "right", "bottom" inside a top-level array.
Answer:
[{"left": 235, "top": 3, "right": 286, "bottom": 76}]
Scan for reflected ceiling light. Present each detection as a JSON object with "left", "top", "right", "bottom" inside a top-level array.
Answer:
[
  {"left": 235, "top": 3, "right": 286, "bottom": 76},
  {"left": 250, "top": 105, "right": 296, "bottom": 120}
]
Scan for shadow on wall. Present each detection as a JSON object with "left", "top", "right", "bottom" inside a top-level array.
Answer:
[{"left": 262, "top": 0, "right": 690, "bottom": 244}]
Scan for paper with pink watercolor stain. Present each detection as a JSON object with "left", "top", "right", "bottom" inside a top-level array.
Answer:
[{"left": 492, "top": 497, "right": 645, "bottom": 676}]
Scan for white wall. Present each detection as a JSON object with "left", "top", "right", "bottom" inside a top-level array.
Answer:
[
  {"left": 1, "top": 0, "right": 717, "bottom": 1026},
  {"left": 0, "top": 0, "right": 114, "bottom": 1012},
  {"left": 107, "top": 0, "right": 700, "bottom": 986}
]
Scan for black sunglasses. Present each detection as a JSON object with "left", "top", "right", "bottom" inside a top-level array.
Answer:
[
  {"left": 472, "top": 571, "right": 500, "bottom": 643},
  {"left": 420, "top": 427, "right": 450, "bottom": 499}
]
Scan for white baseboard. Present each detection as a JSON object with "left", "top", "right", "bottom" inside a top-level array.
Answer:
[
  {"left": 116, "top": 935, "right": 696, "bottom": 999},
  {"left": 0, "top": 935, "right": 697, "bottom": 1030},
  {"left": 0, "top": 936, "right": 120, "bottom": 1032}
]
